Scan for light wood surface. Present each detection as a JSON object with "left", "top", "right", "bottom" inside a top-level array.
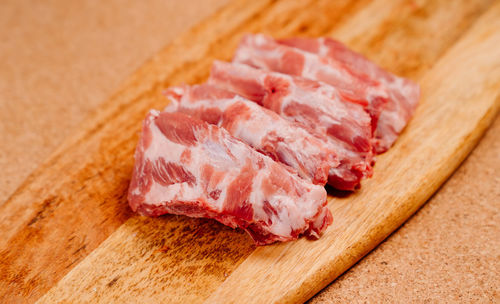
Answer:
[{"left": 0, "top": 0, "right": 499, "bottom": 303}]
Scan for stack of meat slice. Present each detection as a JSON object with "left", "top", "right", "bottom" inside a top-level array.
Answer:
[
  {"left": 209, "top": 60, "right": 374, "bottom": 190},
  {"left": 164, "top": 84, "right": 339, "bottom": 185},
  {"left": 128, "top": 34, "right": 420, "bottom": 245},
  {"left": 233, "top": 34, "right": 420, "bottom": 153}
]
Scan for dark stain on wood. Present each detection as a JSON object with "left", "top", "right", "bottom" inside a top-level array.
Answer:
[
  {"left": 106, "top": 276, "right": 120, "bottom": 288},
  {"left": 27, "top": 197, "right": 58, "bottom": 226}
]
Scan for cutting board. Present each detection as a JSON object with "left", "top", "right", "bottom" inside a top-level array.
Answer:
[{"left": 1, "top": 0, "right": 499, "bottom": 303}]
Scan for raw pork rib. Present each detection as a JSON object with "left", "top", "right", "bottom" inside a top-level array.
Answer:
[
  {"left": 164, "top": 84, "right": 339, "bottom": 185},
  {"left": 234, "top": 34, "right": 420, "bottom": 153},
  {"left": 209, "top": 60, "right": 373, "bottom": 190},
  {"left": 128, "top": 111, "right": 332, "bottom": 245}
]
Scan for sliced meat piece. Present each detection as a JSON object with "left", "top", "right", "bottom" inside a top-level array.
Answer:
[
  {"left": 234, "top": 34, "right": 420, "bottom": 153},
  {"left": 128, "top": 111, "right": 332, "bottom": 245},
  {"left": 280, "top": 36, "right": 420, "bottom": 153},
  {"left": 209, "top": 60, "right": 373, "bottom": 190},
  {"left": 164, "top": 84, "right": 339, "bottom": 185}
]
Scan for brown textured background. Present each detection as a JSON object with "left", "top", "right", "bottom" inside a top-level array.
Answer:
[{"left": 0, "top": 0, "right": 498, "bottom": 302}]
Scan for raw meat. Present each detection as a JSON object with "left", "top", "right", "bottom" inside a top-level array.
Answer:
[
  {"left": 280, "top": 37, "right": 420, "bottom": 153},
  {"left": 164, "top": 83, "right": 339, "bottom": 185},
  {"left": 233, "top": 34, "right": 420, "bottom": 153},
  {"left": 128, "top": 111, "right": 332, "bottom": 245},
  {"left": 209, "top": 60, "right": 373, "bottom": 190}
]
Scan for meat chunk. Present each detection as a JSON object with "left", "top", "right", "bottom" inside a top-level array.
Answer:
[
  {"left": 164, "top": 84, "right": 339, "bottom": 185},
  {"left": 128, "top": 111, "right": 332, "bottom": 245},
  {"left": 233, "top": 34, "right": 420, "bottom": 153},
  {"left": 279, "top": 37, "right": 420, "bottom": 153},
  {"left": 209, "top": 60, "right": 373, "bottom": 190}
]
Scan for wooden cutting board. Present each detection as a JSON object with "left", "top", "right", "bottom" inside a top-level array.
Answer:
[{"left": 1, "top": 0, "right": 499, "bottom": 303}]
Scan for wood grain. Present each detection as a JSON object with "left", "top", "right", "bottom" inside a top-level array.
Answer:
[
  {"left": 205, "top": 5, "right": 500, "bottom": 302},
  {"left": 0, "top": 0, "right": 498, "bottom": 303},
  {"left": 331, "top": 0, "right": 494, "bottom": 79},
  {"left": 0, "top": 0, "right": 372, "bottom": 302}
]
